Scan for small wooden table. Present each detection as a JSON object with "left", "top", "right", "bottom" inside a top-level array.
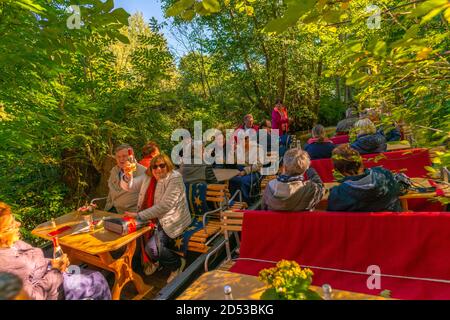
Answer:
[
  {"left": 322, "top": 178, "right": 450, "bottom": 211},
  {"left": 386, "top": 141, "right": 411, "bottom": 152},
  {"left": 214, "top": 169, "right": 240, "bottom": 182},
  {"left": 31, "top": 210, "right": 153, "bottom": 300},
  {"left": 178, "top": 270, "right": 388, "bottom": 300}
]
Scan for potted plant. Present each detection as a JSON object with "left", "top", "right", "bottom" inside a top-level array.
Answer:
[{"left": 258, "top": 260, "right": 322, "bottom": 300}]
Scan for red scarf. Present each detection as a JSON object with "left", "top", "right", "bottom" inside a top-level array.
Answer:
[
  {"left": 143, "top": 177, "right": 157, "bottom": 210},
  {"left": 141, "top": 177, "right": 157, "bottom": 264}
]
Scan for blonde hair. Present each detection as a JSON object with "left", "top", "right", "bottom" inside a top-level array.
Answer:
[
  {"left": 354, "top": 118, "right": 376, "bottom": 136},
  {"left": 283, "top": 148, "right": 311, "bottom": 175},
  {"left": 146, "top": 153, "right": 175, "bottom": 177}
]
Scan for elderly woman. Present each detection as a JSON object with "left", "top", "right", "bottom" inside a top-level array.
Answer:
[
  {"left": 0, "top": 202, "right": 111, "bottom": 300},
  {"left": 350, "top": 118, "right": 387, "bottom": 154},
  {"left": 262, "top": 148, "right": 325, "bottom": 211},
  {"left": 304, "top": 124, "right": 336, "bottom": 160},
  {"left": 328, "top": 144, "right": 403, "bottom": 212},
  {"left": 121, "top": 154, "right": 192, "bottom": 283}
]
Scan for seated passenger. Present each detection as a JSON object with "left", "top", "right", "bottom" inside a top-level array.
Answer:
[
  {"left": 179, "top": 146, "right": 218, "bottom": 184},
  {"left": 232, "top": 114, "right": 259, "bottom": 144},
  {"left": 262, "top": 148, "right": 325, "bottom": 211},
  {"left": 327, "top": 144, "right": 403, "bottom": 212},
  {"left": 139, "top": 141, "right": 160, "bottom": 169},
  {"left": 335, "top": 108, "right": 358, "bottom": 135},
  {"left": 258, "top": 120, "right": 273, "bottom": 153},
  {"left": 304, "top": 125, "right": 336, "bottom": 160},
  {"left": 350, "top": 118, "right": 387, "bottom": 154},
  {"left": 363, "top": 108, "right": 402, "bottom": 142},
  {"left": 229, "top": 137, "right": 263, "bottom": 205},
  {"left": 0, "top": 202, "right": 111, "bottom": 300},
  {"left": 121, "top": 154, "right": 192, "bottom": 283},
  {"left": 105, "top": 144, "right": 146, "bottom": 214}
]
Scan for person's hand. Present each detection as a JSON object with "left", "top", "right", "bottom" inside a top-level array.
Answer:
[
  {"left": 123, "top": 161, "right": 133, "bottom": 179},
  {"left": 124, "top": 212, "right": 138, "bottom": 219},
  {"left": 51, "top": 254, "right": 70, "bottom": 272}
]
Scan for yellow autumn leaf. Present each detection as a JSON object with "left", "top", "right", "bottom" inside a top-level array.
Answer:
[
  {"left": 416, "top": 47, "right": 432, "bottom": 60},
  {"left": 445, "top": 7, "right": 450, "bottom": 22}
]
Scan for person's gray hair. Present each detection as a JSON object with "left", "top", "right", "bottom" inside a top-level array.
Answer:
[
  {"left": 312, "top": 124, "right": 326, "bottom": 142},
  {"left": 354, "top": 118, "right": 376, "bottom": 135},
  {"left": 0, "top": 272, "right": 23, "bottom": 300},
  {"left": 283, "top": 148, "right": 311, "bottom": 175},
  {"left": 346, "top": 108, "right": 357, "bottom": 118},
  {"left": 114, "top": 144, "right": 132, "bottom": 154}
]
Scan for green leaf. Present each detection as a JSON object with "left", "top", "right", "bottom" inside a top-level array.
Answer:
[
  {"left": 350, "top": 43, "right": 363, "bottom": 52},
  {"left": 411, "top": 0, "right": 447, "bottom": 17},
  {"left": 115, "top": 32, "right": 130, "bottom": 44},
  {"left": 202, "top": 0, "right": 220, "bottom": 13},
  {"left": 445, "top": 7, "right": 450, "bottom": 22},
  {"left": 181, "top": 9, "right": 196, "bottom": 20},
  {"left": 102, "top": 0, "right": 114, "bottom": 12},
  {"left": 260, "top": 288, "right": 281, "bottom": 300},
  {"left": 421, "top": 6, "right": 446, "bottom": 24},
  {"left": 166, "top": 0, "right": 194, "bottom": 17},
  {"left": 110, "top": 8, "right": 131, "bottom": 25},
  {"left": 346, "top": 72, "right": 368, "bottom": 86},
  {"left": 380, "top": 290, "right": 391, "bottom": 298},
  {"left": 373, "top": 41, "right": 387, "bottom": 57},
  {"left": 12, "top": 0, "right": 45, "bottom": 13}
]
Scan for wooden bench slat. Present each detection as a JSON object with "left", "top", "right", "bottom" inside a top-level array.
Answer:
[{"left": 221, "top": 226, "right": 242, "bottom": 232}]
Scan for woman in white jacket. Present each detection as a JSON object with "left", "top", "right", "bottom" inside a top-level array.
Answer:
[{"left": 121, "top": 154, "right": 192, "bottom": 283}]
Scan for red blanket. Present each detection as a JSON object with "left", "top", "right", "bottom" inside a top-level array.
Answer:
[{"left": 230, "top": 210, "right": 450, "bottom": 300}]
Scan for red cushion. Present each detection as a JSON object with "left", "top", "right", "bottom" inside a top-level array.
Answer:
[
  {"left": 330, "top": 135, "right": 350, "bottom": 144},
  {"left": 310, "top": 148, "right": 431, "bottom": 182},
  {"left": 230, "top": 210, "right": 450, "bottom": 299}
]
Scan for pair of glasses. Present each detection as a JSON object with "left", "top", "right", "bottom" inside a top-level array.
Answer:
[{"left": 152, "top": 163, "right": 167, "bottom": 170}]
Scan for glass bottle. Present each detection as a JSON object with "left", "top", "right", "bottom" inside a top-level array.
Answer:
[
  {"left": 322, "top": 284, "right": 332, "bottom": 300},
  {"left": 52, "top": 236, "right": 64, "bottom": 260},
  {"left": 127, "top": 148, "right": 137, "bottom": 173}
]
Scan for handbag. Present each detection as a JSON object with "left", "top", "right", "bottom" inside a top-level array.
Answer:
[{"left": 104, "top": 217, "right": 154, "bottom": 236}]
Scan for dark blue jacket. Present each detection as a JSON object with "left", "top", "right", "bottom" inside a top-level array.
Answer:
[
  {"left": 351, "top": 133, "right": 387, "bottom": 154},
  {"left": 327, "top": 167, "right": 402, "bottom": 212},
  {"left": 377, "top": 125, "right": 401, "bottom": 142},
  {"left": 304, "top": 142, "right": 336, "bottom": 160}
]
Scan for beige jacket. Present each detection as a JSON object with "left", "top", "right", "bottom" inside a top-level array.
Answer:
[
  {"left": 121, "top": 170, "right": 192, "bottom": 239},
  {"left": 104, "top": 163, "right": 147, "bottom": 214}
]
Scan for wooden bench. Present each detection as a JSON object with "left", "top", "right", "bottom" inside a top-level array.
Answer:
[
  {"left": 186, "top": 185, "right": 247, "bottom": 254},
  {"left": 204, "top": 209, "right": 244, "bottom": 271}
]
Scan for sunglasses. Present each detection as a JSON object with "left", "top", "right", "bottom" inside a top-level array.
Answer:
[{"left": 152, "top": 163, "right": 167, "bottom": 170}]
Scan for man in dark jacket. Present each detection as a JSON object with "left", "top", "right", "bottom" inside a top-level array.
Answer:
[{"left": 327, "top": 144, "right": 403, "bottom": 212}]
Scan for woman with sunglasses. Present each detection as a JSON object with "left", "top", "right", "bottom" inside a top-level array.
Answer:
[{"left": 121, "top": 154, "right": 192, "bottom": 283}]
